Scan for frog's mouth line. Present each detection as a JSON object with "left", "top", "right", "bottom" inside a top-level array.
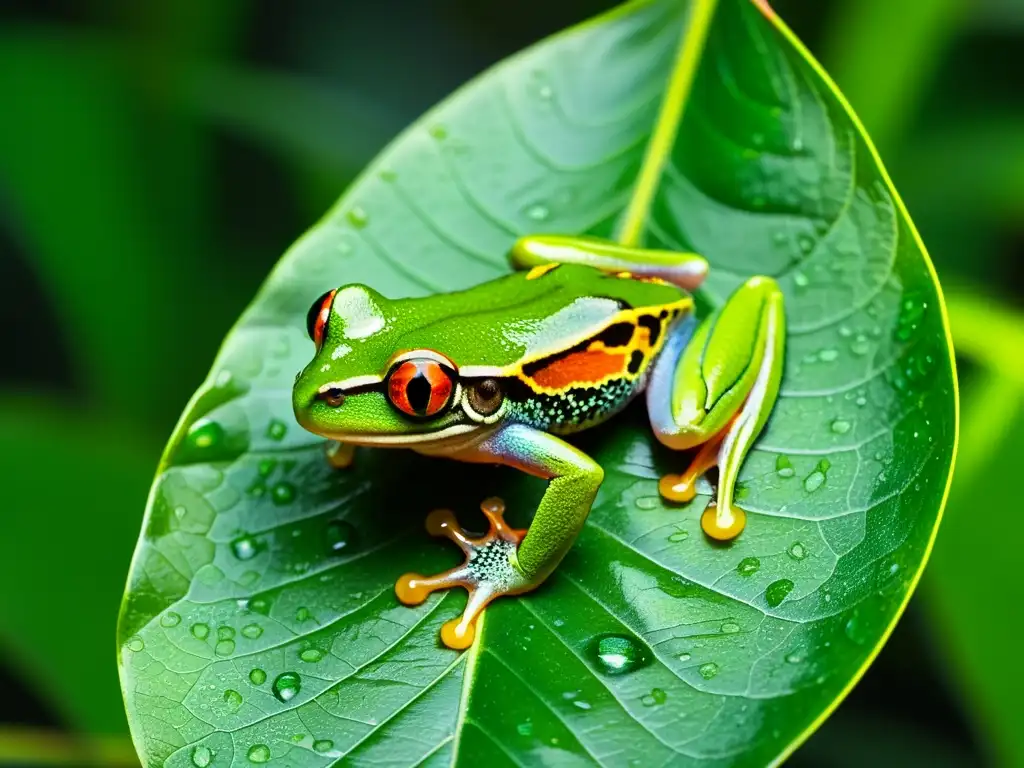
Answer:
[{"left": 329, "top": 422, "right": 490, "bottom": 449}]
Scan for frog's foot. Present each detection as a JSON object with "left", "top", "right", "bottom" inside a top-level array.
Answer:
[
  {"left": 395, "top": 497, "right": 531, "bottom": 650},
  {"left": 657, "top": 428, "right": 746, "bottom": 542}
]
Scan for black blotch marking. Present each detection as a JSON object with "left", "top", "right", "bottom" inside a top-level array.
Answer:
[
  {"left": 406, "top": 373, "right": 432, "bottom": 414},
  {"left": 628, "top": 350, "right": 644, "bottom": 374},
  {"left": 659, "top": 309, "right": 669, "bottom": 319},
  {"left": 638, "top": 314, "right": 661, "bottom": 346},
  {"left": 595, "top": 321, "right": 635, "bottom": 348}
]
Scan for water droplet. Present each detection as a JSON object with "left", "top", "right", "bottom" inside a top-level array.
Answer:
[
  {"left": 191, "top": 623, "right": 209, "bottom": 640},
  {"left": 751, "top": 133, "right": 765, "bottom": 147},
  {"left": 126, "top": 636, "right": 144, "bottom": 652},
  {"left": 591, "top": 634, "right": 649, "bottom": 676},
  {"left": 851, "top": 335, "right": 871, "bottom": 356},
  {"left": 698, "top": 662, "right": 719, "bottom": 680},
  {"left": 517, "top": 721, "right": 534, "bottom": 737},
  {"left": 775, "top": 455, "right": 795, "bottom": 478},
  {"left": 845, "top": 611, "right": 867, "bottom": 645},
  {"left": 258, "top": 459, "right": 276, "bottom": 478},
  {"left": 217, "top": 626, "right": 235, "bottom": 641},
  {"left": 223, "top": 689, "right": 243, "bottom": 710},
  {"left": 765, "top": 578, "right": 795, "bottom": 607},
  {"left": 803, "top": 459, "right": 830, "bottom": 493},
  {"left": 772, "top": 231, "right": 787, "bottom": 246},
  {"left": 573, "top": 700, "right": 592, "bottom": 711},
  {"left": 271, "top": 481, "right": 296, "bottom": 506},
  {"left": 249, "top": 668, "right": 267, "bottom": 685},
  {"left": 785, "top": 651, "right": 804, "bottom": 664},
  {"left": 346, "top": 207, "right": 368, "bottom": 229},
  {"left": 313, "top": 740, "right": 334, "bottom": 754},
  {"left": 668, "top": 529, "right": 689, "bottom": 543},
  {"left": 819, "top": 348, "right": 839, "bottom": 362},
  {"left": 526, "top": 204, "right": 550, "bottom": 221},
  {"left": 640, "top": 688, "right": 668, "bottom": 706},
  {"left": 215, "top": 639, "right": 235, "bottom": 656},
  {"left": 231, "top": 535, "right": 262, "bottom": 560},
  {"left": 247, "top": 744, "right": 271, "bottom": 764},
  {"left": 797, "top": 235, "right": 814, "bottom": 254},
  {"left": 736, "top": 557, "right": 760, "bottom": 576},
  {"left": 428, "top": 124, "right": 447, "bottom": 140},
  {"left": 788, "top": 542, "right": 807, "bottom": 560},
  {"left": 187, "top": 419, "right": 223, "bottom": 451},
  {"left": 794, "top": 271, "right": 809, "bottom": 288},
  {"left": 160, "top": 612, "right": 181, "bottom": 628},
  {"left": 326, "top": 519, "right": 358, "bottom": 554},
  {"left": 300, "top": 648, "right": 324, "bottom": 663},
  {"left": 678, "top": 652, "right": 691, "bottom": 662},
  {"left": 791, "top": 137, "right": 805, "bottom": 151},
  {"left": 266, "top": 419, "right": 287, "bottom": 441},
  {"left": 295, "top": 606, "right": 311, "bottom": 622},
  {"left": 856, "top": 396, "right": 867, "bottom": 407},
  {"left": 721, "top": 622, "right": 740, "bottom": 634},
  {"left": 378, "top": 168, "right": 396, "bottom": 182},
  {"left": 250, "top": 596, "right": 271, "bottom": 615},
  {"left": 272, "top": 671, "right": 301, "bottom": 702},
  {"left": 634, "top": 495, "right": 661, "bottom": 510},
  {"left": 830, "top": 419, "right": 851, "bottom": 434},
  {"left": 538, "top": 84, "right": 553, "bottom": 100},
  {"left": 191, "top": 746, "right": 213, "bottom": 767},
  {"left": 241, "top": 623, "right": 264, "bottom": 640}
]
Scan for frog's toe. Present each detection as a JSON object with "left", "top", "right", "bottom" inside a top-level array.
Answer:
[
  {"left": 700, "top": 503, "right": 746, "bottom": 541},
  {"left": 394, "top": 497, "right": 531, "bottom": 650}
]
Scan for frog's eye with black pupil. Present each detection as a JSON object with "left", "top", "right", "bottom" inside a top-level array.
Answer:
[
  {"left": 306, "top": 289, "right": 337, "bottom": 349},
  {"left": 387, "top": 359, "right": 455, "bottom": 418}
]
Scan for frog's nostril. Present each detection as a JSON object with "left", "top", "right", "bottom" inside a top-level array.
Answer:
[{"left": 317, "top": 388, "right": 346, "bottom": 408}]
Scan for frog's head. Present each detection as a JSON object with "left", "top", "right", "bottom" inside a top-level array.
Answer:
[{"left": 292, "top": 284, "right": 502, "bottom": 447}]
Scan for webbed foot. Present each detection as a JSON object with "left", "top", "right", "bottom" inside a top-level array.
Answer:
[{"left": 395, "top": 497, "right": 532, "bottom": 649}]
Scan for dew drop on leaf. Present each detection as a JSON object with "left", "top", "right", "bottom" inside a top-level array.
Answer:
[
  {"left": 126, "top": 636, "right": 144, "bottom": 652},
  {"left": 845, "top": 611, "right": 867, "bottom": 645},
  {"left": 634, "top": 495, "right": 661, "bottom": 510},
  {"left": 591, "top": 633, "right": 648, "bottom": 675},
  {"left": 266, "top": 419, "right": 287, "bottom": 441},
  {"left": 217, "top": 626, "right": 235, "bottom": 641},
  {"left": 803, "top": 459, "right": 830, "bottom": 493},
  {"left": 231, "top": 535, "right": 262, "bottom": 561},
  {"left": 819, "top": 348, "right": 839, "bottom": 362},
  {"left": 794, "top": 271, "right": 809, "bottom": 288},
  {"left": 667, "top": 529, "right": 689, "bottom": 543},
  {"left": 247, "top": 744, "right": 271, "bottom": 764},
  {"left": 830, "top": 419, "right": 851, "bottom": 434},
  {"left": 526, "top": 204, "right": 550, "bottom": 222},
  {"left": 300, "top": 648, "right": 324, "bottom": 663},
  {"left": 223, "top": 689, "right": 243, "bottom": 710},
  {"left": 191, "top": 745, "right": 213, "bottom": 767},
  {"left": 313, "top": 740, "right": 334, "bottom": 754},
  {"left": 517, "top": 722, "right": 534, "bottom": 737},
  {"left": 698, "top": 662, "right": 719, "bottom": 680},
  {"left": 640, "top": 688, "right": 667, "bottom": 706},
  {"left": 721, "top": 621, "right": 740, "bottom": 634},
  {"left": 775, "top": 455, "right": 795, "bottom": 478},
  {"left": 191, "top": 623, "right": 209, "bottom": 640},
  {"left": 271, "top": 481, "right": 296, "bottom": 506},
  {"left": 346, "top": 207, "right": 369, "bottom": 229},
  {"left": 678, "top": 653, "right": 691, "bottom": 662},
  {"left": 326, "top": 519, "right": 358, "bottom": 554},
  {"left": 249, "top": 668, "right": 267, "bottom": 686},
  {"left": 241, "top": 623, "right": 263, "bottom": 640},
  {"left": 215, "top": 639, "right": 235, "bottom": 657},
  {"left": 160, "top": 612, "right": 181, "bottom": 628},
  {"left": 787, "top": 542, "right": 807, "bottom": 561},
  {"left": 428, "top": 124, "right": 447, "bottom": 140},
  {"left": 765, "top": 578, "right": 795, "bottom": 607},
  {"left": 736, "top": 557, "right": 760, "bottom": 577},
  {"left": 272, "top": 671, "right": 302, "bottom": 702}
]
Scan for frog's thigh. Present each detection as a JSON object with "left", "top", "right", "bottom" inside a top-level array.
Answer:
[{"left": 647, "top": 277, "right": 785, "bottom": 540}]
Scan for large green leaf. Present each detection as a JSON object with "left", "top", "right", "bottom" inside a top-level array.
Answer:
[{"left": 119, "top": 1, "right": 957, "bottom": 765}]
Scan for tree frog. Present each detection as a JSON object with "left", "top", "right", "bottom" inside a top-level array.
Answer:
[{"left": 293, "top": 235, "right": 785, "bottom": 649}]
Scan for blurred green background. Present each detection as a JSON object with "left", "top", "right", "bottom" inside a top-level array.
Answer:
[{"left": 0, "top": 0, "right": 1019, "bottom": 766}]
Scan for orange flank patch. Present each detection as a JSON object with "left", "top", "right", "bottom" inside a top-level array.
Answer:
[{"left": 529, "top": 347, "right": 627, "bottom": 389}]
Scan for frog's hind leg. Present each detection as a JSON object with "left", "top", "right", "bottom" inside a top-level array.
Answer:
[
  {"left": 647, "top": 276, "right": 785, "bottom": 541},
  {"left": 509, "top": 234, "right": 709, "bottom": 290}
]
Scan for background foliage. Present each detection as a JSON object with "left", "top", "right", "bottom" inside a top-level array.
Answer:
[{"left": 0, "top": 0, "right": 1017, "bottom": 765}]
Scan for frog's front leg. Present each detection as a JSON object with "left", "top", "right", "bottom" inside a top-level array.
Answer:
[
  {"left": 325, "top": 440, "right": 355, "bottom": 469},
  {"left": 395, "top": 424, "right": 603, "bottom": 649},
  {"left": 648, "top": 276, "right": 785, "bottom": 540}
]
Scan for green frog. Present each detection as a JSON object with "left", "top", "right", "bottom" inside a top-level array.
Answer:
[{"left": 293, "top": 235, "right": 785, "bottom": 649}]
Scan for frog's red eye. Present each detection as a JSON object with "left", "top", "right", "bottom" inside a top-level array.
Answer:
[
  {"left": 387, "top": 358, "right": 456, "bottom": 418},
  {"left": 306, "top": 289, "right": 337, "bottom": 349}
]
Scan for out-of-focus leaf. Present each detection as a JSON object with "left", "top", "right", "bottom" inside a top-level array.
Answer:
[
  {"left": 119, "top": 1, "right": 956, "bottom": 765},
  {"left": 0, "top": 396, "right": 157, "bottom": 735},
  {"left": 0, "top": 31, "right": 194, "bottom": 423},
  {"left": 0, "top": 726, "right": 138, "bottom": 767},
  {"left": 820, "top": 0, "right": 966, "bottom": 152},
  {"left": 895, "top": 117, "right": 1024, "bottom": 223},
  {"left": 924, "top": 293, "right": 1024, "bottom": 767}
]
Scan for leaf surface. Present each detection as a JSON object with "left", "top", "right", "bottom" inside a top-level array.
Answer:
[{"left": 119, "top": 1, "right": 957, "bottom": 765}]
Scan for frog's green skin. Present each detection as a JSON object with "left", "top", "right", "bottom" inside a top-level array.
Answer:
[{"left": 293, "top": 235, "right": 785, "bottom": 649}]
